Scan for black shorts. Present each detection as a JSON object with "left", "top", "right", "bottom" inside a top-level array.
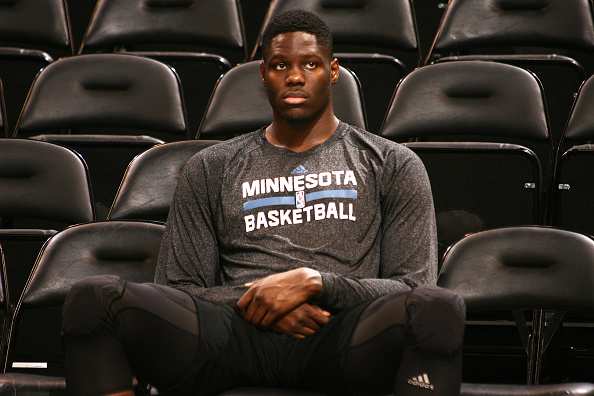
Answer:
[{"left": 165, "top": 295, "right": 378, "bottom": 395}]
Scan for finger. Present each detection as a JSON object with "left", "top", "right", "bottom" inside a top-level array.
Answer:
[
  {"left": 260, "top": 306, "right": 287, "bottom": 329},
  {"left": 303, "top": 306, "right": 331, "bottom": 326},
  {"left": 311, "top": 312, "right": 330, "bottom": 326},
  {"left": 259, "top": 299, "right": 304, "bottom": 329},
  {"left": 275, "top": 321, "right": 317, "bottom": 338},
  {"left": 243, "top": 292, "right": 274, "bottom": 327},
  {"left": 236, "top": 290, "right": 252, "bottom": 313},
  {"left": 250, "top": 307, "right": 270, "bottom": 328},
  {"left": 300, "top": 318, "right": 322, "bottom": 332},
  {"left": 241, "top": 298, "right": 261, "bottom": 324},
  {"left": 292, "top": 326, "right": 316, "bottom": 338},
  {"left": 290, "top": 308, "right": 324, "bottom": 332},
  {"left": 312, "top": 305, "right": 331, "bottom": 317}
]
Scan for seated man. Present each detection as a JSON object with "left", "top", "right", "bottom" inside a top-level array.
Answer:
[{"left": 62, "top": 9, "right": 465, "bottom": 396}]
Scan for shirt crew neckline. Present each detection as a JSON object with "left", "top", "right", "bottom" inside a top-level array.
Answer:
[{"left": 255, "top": 121, "right": 348, "bottom": 157}]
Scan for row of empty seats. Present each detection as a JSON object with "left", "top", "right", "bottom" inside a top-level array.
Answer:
[{"left": 1, "top": 0, "right": 594, "bottom": 133}]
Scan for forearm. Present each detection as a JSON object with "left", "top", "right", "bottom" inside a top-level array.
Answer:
[{"left": 313, "top": 272, "right": 419, "bottom": 313}]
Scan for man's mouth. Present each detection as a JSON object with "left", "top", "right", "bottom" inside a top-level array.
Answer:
[{"left": 283, "top": 91, "right": 308, "bottom": 105}]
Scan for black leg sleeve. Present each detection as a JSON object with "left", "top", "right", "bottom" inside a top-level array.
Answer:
[
  {"left": 343, "top": 285, "right": 465, "bottom": 396},
  {"left": 62, "top": 275, "right": 200, "bottom": 396},
  {"left": 393, "top": 285, "right": 466, "bottom": 396}
]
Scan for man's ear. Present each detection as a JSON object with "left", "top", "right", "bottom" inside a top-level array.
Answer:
[
  {"left": 330, "top": 58, "right": 339, "bottom": 85},
  {"left": 260, "top": 61, "right": 267, "bottom": 88}
]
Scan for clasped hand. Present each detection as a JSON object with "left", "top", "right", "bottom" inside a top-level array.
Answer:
[{"left": 236, "top": 267, "right": 330, "bottom": 339}]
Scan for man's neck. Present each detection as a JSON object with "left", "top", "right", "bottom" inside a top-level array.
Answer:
[{"left": 265, "top": 115, "right": 339, "bottom": 153}]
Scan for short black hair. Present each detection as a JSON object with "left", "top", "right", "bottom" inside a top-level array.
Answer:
[{"left": 261, "top": 9, "right": 333, "bottom": 59}]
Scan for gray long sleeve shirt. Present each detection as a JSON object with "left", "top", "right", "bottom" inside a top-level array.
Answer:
[{"left": 155, "top": 121, "right": 437, "bottom": 314}]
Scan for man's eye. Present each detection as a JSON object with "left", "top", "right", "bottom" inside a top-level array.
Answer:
[
  {"left": 274, "top": 63, "right": 286, "bottom": 70},
  {"left": 305, "top": 62, "right": 317, "bottom": 69}
]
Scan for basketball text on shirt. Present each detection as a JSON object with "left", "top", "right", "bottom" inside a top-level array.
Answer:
[{"left": 242, "top": 169, "right": 358, "bottom": 232}]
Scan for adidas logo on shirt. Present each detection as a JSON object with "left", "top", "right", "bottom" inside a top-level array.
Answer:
[
  {"left": 408, "top": 373, "right": 434, "bottom": 390},
  {"left": 291, "top": 165, "right": 308, "bottom": 174}
]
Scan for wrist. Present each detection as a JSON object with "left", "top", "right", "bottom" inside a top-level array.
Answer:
[{"left": 300, "top": 267, "right": 323, "bottom": 298}]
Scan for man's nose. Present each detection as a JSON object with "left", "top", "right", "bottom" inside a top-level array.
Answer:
[{"left": 286, "top": 66, "right": 305, "bottom": 85}]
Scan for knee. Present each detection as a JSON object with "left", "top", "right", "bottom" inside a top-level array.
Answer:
[
  {"left": 62, "top": 275, "right": 126, "bottom": 337},
  {"left": 406, "top": 285, "right": 466, "bottom": 355}
]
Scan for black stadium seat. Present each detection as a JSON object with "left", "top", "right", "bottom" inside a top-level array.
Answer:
[
  {"left": 380, "top": 60, "right": 551, "bottom": 262},
  {"left": 0, "top": 138, "right": 94, "bottom": 307},
  {"left": 0, "top": 220, "right": 165, "bottom": 392}
]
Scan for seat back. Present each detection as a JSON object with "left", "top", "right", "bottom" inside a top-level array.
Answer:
[
  {"left": 0, "top": 139, "right": 94, "bottom": 303},
  {"left": 380, "top": 61, "right": 549, "bottom": 144},
  {"left": 79, "top": 0, "right": 247, "bottom": 64},
  {"left": 108, "top": 140, "right": 221, "bottom": 222},
  {"left": 427, "top": 0, "right": 594, "bottom": 60},
  {"left": 13, "top": 53, "right": 188, "bottom": 216},
  {"left": 252, "top": 0, "right": 420, "bottom": 132},
  {"left": 557, "top": 74, "right": 594, "bottom": 150},
  {"left": 198, "top": 61, "right": 367, "bottom": 139},
  {"left": 381, "top": 61, "right": 551, "bottom": 166},
  {"left": 439, "top": 227, "right": 594, "bottom": 312},
  {"left": 438, "top": 226, "right": 594, "bottom": 384},
  {"left": 3, "top": 220, "right": 165, "bottom": 375},
  {"left": 0, "top": 139, "right": 94, "bottom": 226},
  {"left": 14, "top": 54, "right": 187, "bottom": 141},
  {"left": 0, "top": 0, "right": 72, "bottom": 53},
  {"left": 551, "top": 74, "right": 594, "bottom": 233},
  {"left": 0, "top": 0, "right": 73, "bottom": 133},
  {"left": 433, "top": 54, "right": 587, "bottom": 151}
]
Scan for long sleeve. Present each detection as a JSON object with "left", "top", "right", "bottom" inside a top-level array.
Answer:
[
  {"left": 312, "top": 146, "right": 438, "bottom": 312},
  {"left": 154, "top": 155, "right": 247, "bottom": 309}
]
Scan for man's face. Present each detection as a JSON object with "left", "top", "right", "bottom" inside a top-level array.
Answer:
[{"left": 261, "top": 32, "right": 339, "bottom": 126}]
